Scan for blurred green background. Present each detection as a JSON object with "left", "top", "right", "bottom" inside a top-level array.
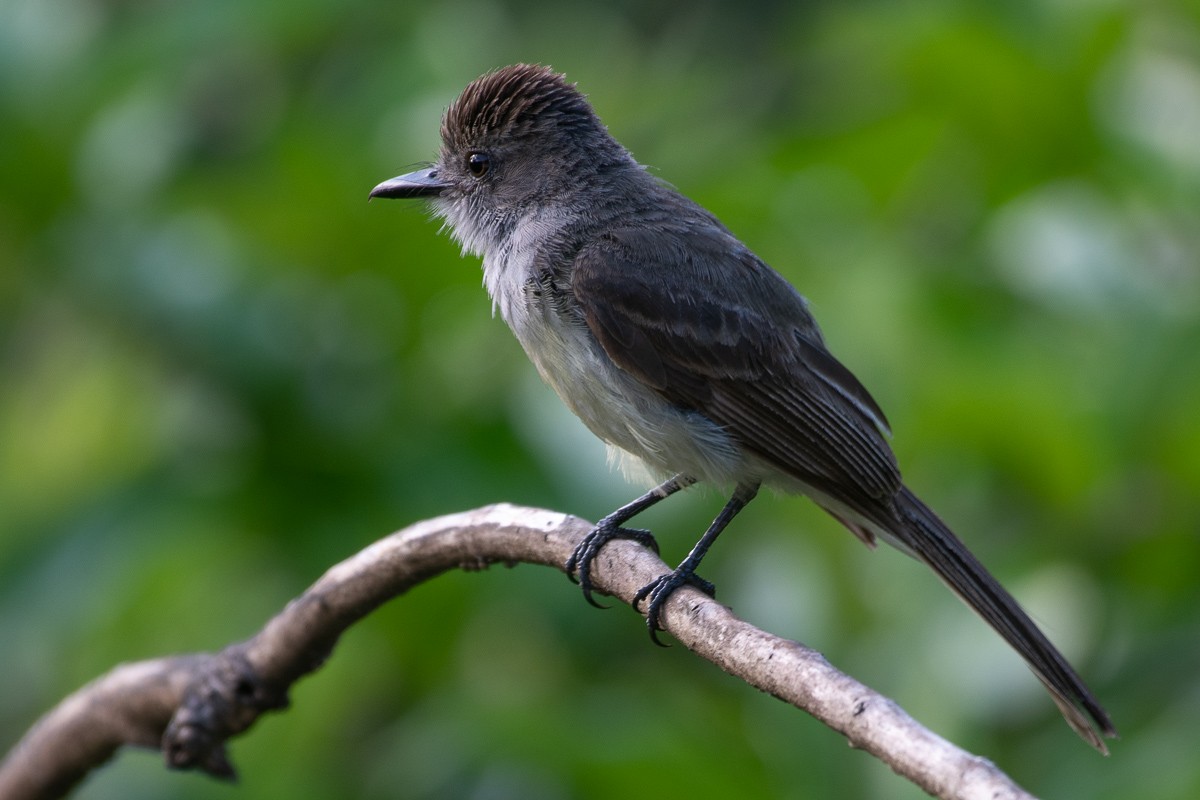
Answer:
[{"left": 2, "top": 1, "right": 1198, "bottom": 798}]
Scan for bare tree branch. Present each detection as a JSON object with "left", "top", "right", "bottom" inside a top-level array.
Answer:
[{"left": 0, "top": 504, "right": 1036, "bottom": 800}]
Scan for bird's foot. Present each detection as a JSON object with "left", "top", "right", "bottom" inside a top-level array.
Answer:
[
  {"left": 632, "top": 568, "right": 715, "bottom": 646},
  {"left": 566, "top": 520, "right": 659, "bottom": 608}
]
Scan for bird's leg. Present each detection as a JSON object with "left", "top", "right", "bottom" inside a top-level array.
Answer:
[
  {"left": 634, "top": 481, "right": 759, "bottom": 645},
  {"left": 567, "top": 474, "right": 697, "bottom": 607}
]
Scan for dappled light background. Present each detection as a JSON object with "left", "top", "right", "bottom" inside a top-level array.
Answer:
[{"left": 2, "top": 1, "right": 1198, "bottom": 798}]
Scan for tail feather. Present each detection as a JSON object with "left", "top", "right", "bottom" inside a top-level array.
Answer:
[{"left": 887, "top": 487, "right": 1117, "bottom": 752}]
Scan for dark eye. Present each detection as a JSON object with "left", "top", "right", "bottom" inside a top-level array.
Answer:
[{"left": 467, "top": 152, "right": 491, "bottom": 178}]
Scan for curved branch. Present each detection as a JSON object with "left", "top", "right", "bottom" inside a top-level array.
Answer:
[{"left": 0, "top": 504, "right": 1035, "bottom": 800}]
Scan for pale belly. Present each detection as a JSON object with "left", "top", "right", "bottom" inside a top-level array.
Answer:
[{"left": 509, "top": 301, "right": 747, "bottom": 487}]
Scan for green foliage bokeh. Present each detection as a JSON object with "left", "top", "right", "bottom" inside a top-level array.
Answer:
[{"left": 2, "top": 1, "right": 1198, "bottom": 798}]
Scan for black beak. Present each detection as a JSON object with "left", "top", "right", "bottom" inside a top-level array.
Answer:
[{"left": 369, "top": 167, "right": 450, "bottom": 199}]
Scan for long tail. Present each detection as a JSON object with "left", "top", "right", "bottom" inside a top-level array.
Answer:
[{"left": 884, "top": 486, "right": 1117, "bottom": 752}]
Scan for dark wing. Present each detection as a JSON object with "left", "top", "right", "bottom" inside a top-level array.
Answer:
[{"left": 571, "top": 223, "right": 901, "bottom": 510}]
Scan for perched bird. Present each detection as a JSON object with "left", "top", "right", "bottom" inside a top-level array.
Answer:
[{"left": 370, "top": 64, "right": 1116, "bottom": 751}]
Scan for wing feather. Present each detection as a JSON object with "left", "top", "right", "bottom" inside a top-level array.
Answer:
[{"left": 572, "top": 225, "right": 900, "bottom": 504}]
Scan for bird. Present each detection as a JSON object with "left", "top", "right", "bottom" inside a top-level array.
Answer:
[{"left": 369, "top": 63, "right": 1116, "bottom": 751}]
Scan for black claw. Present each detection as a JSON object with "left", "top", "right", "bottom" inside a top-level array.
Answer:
[
  {"left": 632, "top": 568, "right": 716, "bottom": 645},
  {"left": 566, "top": 522, "right": 659, "bottom": 608}
]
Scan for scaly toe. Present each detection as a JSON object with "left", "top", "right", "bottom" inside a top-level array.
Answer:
[
  {"left": 632, "top": 569, "right": 715, "bottom": 646},
  {"left": 566, "top": 524, "right": 661, "bottom": 608}
]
